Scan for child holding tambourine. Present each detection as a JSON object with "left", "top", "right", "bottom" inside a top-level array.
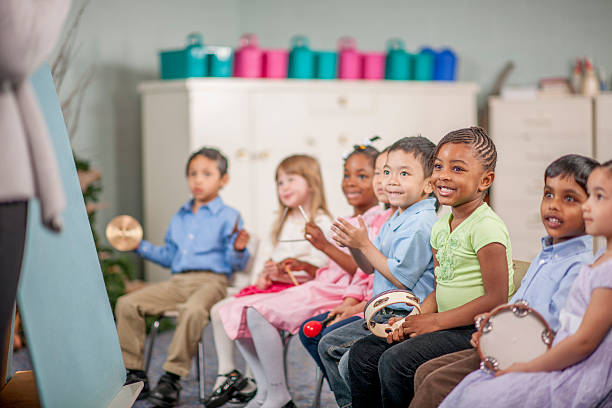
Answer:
[{"left": 441, "top": 159, "right": 612, "bottom": 408}]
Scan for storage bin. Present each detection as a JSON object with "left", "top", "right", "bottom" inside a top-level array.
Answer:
[
  {"left": 434, "top": 48, "right": 457, "bottom": 81},
  {"left": 361, "top": 52, "right": 385, "bottom": 80},
  {"left": 159, "top": 33, "right": 207, "bottom": 79},
  {"left": 207, "top": 46, "right": 233, "bottom": 77},
  {"left": 338, "top": 37, "right": 361, "bottom": 79},
  {"left": 385, "top": 38, "right": 411, "bottom": 80},
  {"left": 234, "top": 33, "right": 263, "bottom": 78},
  {"left": 263, "top": 49, "right": 289, "bottom": 78},
  {"left": 315, "top": 51, "right": 337, "bottom": 79},
  {"left": 288, "top": 36, "right": 314, "bottom": 79},
  {"left": 414, "top": 47, "right": 435, "bottom": 81}
]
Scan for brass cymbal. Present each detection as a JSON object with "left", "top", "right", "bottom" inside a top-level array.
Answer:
[{"left": 105, "top": 215, "right": 143, "bottom": 251}]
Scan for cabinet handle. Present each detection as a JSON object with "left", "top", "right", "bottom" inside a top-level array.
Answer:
[
  {"left": 305, "top": 137, "right": 316, "bottom": 147},
  {"left": 337, "top": 96, "right": 348, "bottom": 107},
  {"left": 338, "top": 134, "right": 349, "bottom": 145},
  {"left": 236, "top": 148, "right": 249, "bottom": 160},
  {"left": 256, "top": 151, "right": 270, "bottom": 160}
]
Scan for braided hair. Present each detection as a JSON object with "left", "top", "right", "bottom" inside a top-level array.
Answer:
[{"left": 433, "top": 127, "right": 497, "bottom": 171}]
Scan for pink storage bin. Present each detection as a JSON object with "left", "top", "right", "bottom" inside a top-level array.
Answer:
[
  {"left": 338, "top": 37, "right": 361, "bottom": 79},
  {"left": 263, "top": 49, "right": 288, "bottom": 78},
  {"left": 234, "top": 33, "right": 262, "bottom": 78},
  {"left": 361, "top": 52, "right": 385, "bottom": 80}
]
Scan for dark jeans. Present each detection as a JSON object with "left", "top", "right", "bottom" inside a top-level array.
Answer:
[
  {"left": 348, "top": 325, "right": 475, "bottom": 408},
  {"left": 298, "top": 312, "right": 360, "bottom": 380}
]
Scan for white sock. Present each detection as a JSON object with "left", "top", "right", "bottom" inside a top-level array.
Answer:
[
  {"left": 211, "top": 299, "right": 237, "bottom": 389},
  {"left": 246, "top": 307, "right": 292, "bottom": 408},
  {"left": 236, "top": 337, "right": 267, "bottom": 408}
]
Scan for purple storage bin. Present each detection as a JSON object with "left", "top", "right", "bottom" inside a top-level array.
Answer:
[
  {"left": 361, "top": 52, "right": 385, "bottom": 80},
  {"left": 234, "top": 34, "right": 263, "bottom": 78},
  {"left": 338, "top": 37, "right": 361, "bottom": 79},
  {"left": 263, "top": 49, "right": 288, "bottom": 78}
]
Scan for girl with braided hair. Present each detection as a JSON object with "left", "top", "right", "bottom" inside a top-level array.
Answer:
[{"left": 347, "top": 127, "right": 515, "bottom": 408}]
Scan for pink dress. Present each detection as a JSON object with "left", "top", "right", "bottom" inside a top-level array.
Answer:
[{"left": 219, "top": 205, "right": 389, "bottom": 339}]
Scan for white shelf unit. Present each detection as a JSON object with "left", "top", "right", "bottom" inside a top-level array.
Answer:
[{"left": 139, "top": 78, "right": 478, "bottom": 282}]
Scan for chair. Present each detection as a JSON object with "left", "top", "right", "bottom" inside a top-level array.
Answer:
[{"left": 142, "top": 235, "right": 260, "bottom": 402}]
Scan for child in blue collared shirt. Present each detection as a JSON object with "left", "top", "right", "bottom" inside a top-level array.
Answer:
[
  {"left": 412, "top": 154, "right": 599, "bottom": 408},
  {"left": 322, "top": 136, "right": 438, "bottom": 407},
  {"left": 116, "top": 147, "right": 250, "bottom": 407}
]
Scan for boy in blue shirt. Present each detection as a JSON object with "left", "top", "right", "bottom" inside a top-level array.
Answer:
[
  {"left": 320, "top": 136, "right": 438, "bottom": 408},
  {"left": 116, "top": 147, "right": 250, "bottom": 408},
  {"left": 409, "top": 154, "right": 598, "bottom": 408}
]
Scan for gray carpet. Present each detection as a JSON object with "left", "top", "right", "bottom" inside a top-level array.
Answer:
[{"left": 12, "top": 325, "right": 338, "bottom": 407}]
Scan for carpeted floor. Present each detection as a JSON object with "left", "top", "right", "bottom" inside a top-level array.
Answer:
[{"left": 12, "top": 325, "right": 339, "bottom": 407}]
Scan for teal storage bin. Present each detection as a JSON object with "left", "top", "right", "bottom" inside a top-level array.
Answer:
[
  {"left": 160, "top": 33, "right": 207, "bottom": 79},
  {"left": 385, "top": 38, "right": 411, "bottom": 80},
  {"left": 288, "top": 35, "right": 314, "bottom": 79},
  {"left": 315, "top": 51, "right": 337, "bottom": 79},
  {"left": 207, "top": 46, "right": 233, "bottom": 77},
  {"left": 414, "top": 47, "right": 435, "bottom": 81}
]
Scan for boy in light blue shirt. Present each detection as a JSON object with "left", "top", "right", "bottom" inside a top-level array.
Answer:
[
  {"left": 116, "top": 147, "right": 250, "bottom": 407},
  {"left": 410, "top": 154, "right": 599, "bottom": 408},
  {"left": 318, "top": 136, "right": 438, "bottom": 408}
]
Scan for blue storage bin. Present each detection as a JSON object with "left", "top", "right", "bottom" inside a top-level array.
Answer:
[
  {"left": 414, "top": 47, "right": 435, "bottom": 81},
  {"left": 288, "top": 35, "right": 315, "bottom": 79},
  {"left": 207, "top": 46, "right": 233, "bottom": 77},
  {"left": 159, "top": 33, "right": 207, "bottom": 79},
  {"left": 315, "top": 51, "right": 337, "bottom": 79},
  {"left": 434, "top": 48, "right": 457, "bottom": 81}
]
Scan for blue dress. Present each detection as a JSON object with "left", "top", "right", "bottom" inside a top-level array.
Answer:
[{"left": 440, "top": 258, "right": 612, "bottom": 408}]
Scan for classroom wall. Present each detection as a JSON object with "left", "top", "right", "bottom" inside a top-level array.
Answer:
[{"left": 56, "top": 0, "right": 612, "bottom": 276}]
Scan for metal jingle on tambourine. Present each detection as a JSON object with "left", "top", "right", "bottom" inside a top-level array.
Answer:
[{"left": 105, "top": 215, "right": 143, "bottom": 251}]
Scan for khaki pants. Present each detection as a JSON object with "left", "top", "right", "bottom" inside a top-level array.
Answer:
[
  {"left": 410, "top": 348, "right": 480, "bottom": 408},
  {"left": 115, "top": 271, "right": 227, "bottom": 377}
]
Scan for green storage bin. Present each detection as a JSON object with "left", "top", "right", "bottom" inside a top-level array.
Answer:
[{"left": 159, "top": 33, "right": 207, "bottom": 79}]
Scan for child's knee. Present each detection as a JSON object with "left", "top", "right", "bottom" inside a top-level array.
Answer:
[{"left": 115, "top": 294, "right": 138, "bottom": 317}]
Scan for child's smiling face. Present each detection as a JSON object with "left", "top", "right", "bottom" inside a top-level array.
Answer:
[
  {"left": 276, "top": 169, "right": 311, "bottom": 209},
  {"left": 383, "top": 150, "right": 431, "bottom": 211},
  {"left": 583, "top": 167, "right": 612, "bottom": 238},
  {"left": 431, "top": 143, "right": 493, "bottom": 208},
  {"left": 540, "top": 175, "right": 587, "bottom": 244},
  {"left": 342, "top": 153, "right": 377, "bottom": 209}
]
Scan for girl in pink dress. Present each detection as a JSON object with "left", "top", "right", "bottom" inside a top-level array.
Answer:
[
  {"left": 441, "top": 160, "right": 612, "bottom": 408},
  {"left": 219, "top": 146, "right": 384, "bottom": 408}
]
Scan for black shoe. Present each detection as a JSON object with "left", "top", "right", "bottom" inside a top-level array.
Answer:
[
  {"left": 281, "top": 401, "right": 296, "bottom": 408},
  {"left": 147, "top": 373, "right": 182, "bottom": 408},
  {"left": 227, "top": 377, "right": 257, "bottom": 404},
  {"left": 202, "top": 370, "right": 248, "bottom": 408},
  {"left": 125, "top": 369, "right": 149, "bottom": 400}
]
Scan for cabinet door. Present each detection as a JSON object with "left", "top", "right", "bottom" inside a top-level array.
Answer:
[{"left": 490, "top": 97, "right": 593, "bottom": 261}]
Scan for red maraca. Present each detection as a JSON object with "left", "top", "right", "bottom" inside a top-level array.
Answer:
[{"left": 303, "top": 314, "right": 336, "bottom": 338}]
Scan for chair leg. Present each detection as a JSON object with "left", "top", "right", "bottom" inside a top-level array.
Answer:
[
  {"left": 144, "top": 317, "right": 161, "bottom": 375},
  {"left": 197, "top": 340, "right": 205, "bottom": 403},
  {"left": 281, "top": 331, "right": 292, "bottom": 387},
  {"left": 311, "top": 368, "right": 324, "bottom": 408}
]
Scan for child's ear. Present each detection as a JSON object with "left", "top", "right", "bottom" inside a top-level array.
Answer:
[
  {"left": 220, "top": 173, "right": 230, "bottom": 189},
  {"left": 478, "top": 170, "right": 495, "bottom": 192},
  {"left": 423, "top": 177, "right": 433, "bottom": 195}
]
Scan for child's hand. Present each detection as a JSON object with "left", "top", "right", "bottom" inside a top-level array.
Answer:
[
  {"left": 329, "top": 298, "right": 361, "bottom": 325},
  {"left": 255, "top": 271, "right": 272, "bottom": 290},
  {"left": 387, "top": 313, "right": 440, "bottom": 343},
  {"left": 470, "top": 331, "right": 481, "bottom": 348},
  {"left": 495, "top": 361, "right": 530, "bottom": 376},
  {"left": 280, "top": 258, "right": 308, "bottom": 272},
  {"left": 263, "top": 260, "right": 281, "bottom": 280},
  {"left": 304, "top": 222, "right": 329, "bottom": 251},
  {"left": 331, "top": 216, "right": 370, "bottom": 249},
  {"left": 233, "top": 229, "right": 250, "bottom": 251}
]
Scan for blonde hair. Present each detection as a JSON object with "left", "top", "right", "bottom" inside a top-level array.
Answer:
[{"left": 271, "top": 154, "right": 331, "bottom": 243}]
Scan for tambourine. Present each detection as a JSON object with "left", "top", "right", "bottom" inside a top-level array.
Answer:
[
  {"left": 363, "top": 290, "right": 421, "bottom": 338},
  {"left": 476, "top": 300, "right": 554, "bottom": 373}
]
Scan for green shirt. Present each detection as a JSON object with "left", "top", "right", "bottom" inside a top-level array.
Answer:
[{"left": 431, "top": 203, "right": 514, "bottom": 313}]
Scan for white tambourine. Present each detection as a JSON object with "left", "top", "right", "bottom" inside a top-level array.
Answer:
[
  {"left": 476, "top": 300, "right": 554, "bottom": 373},
  {"left": 363, "top": 290, "right": 421, "bottom": 338}
]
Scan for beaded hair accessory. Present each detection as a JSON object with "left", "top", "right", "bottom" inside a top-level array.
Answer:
[{"left": 342, "top": 135, "right": 381, "bottom": 160}]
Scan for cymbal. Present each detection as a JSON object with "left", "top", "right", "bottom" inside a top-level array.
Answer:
[{"left": 105, "top": 215, "right": 143, "bottom": 251}]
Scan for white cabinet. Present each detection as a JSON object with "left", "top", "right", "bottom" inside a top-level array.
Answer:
[
  {"left": 489, "top": 96, "right": 594, "bottom": 261},
  {"left": 139, "top": 79, "right": 478, "bottom": 282}
]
